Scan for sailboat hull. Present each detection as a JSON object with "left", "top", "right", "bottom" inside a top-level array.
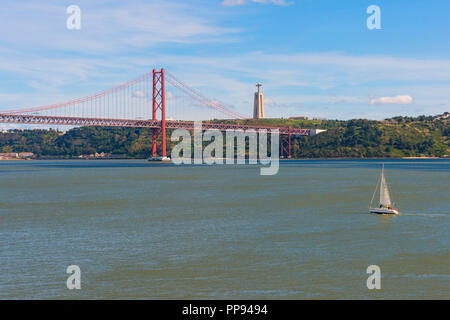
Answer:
[{"left": 369, "top": 208, "right": 399, "bottom": 215}]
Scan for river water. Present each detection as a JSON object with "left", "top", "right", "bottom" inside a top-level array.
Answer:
[{"left": 0, "top": 159, "right": 448, "bottom": 299}]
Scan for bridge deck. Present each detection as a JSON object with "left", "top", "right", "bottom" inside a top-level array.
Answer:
[{"left": 0, "top": 114, "right": 314, "bottom": 136}]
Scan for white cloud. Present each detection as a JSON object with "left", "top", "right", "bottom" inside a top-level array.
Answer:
[
  {"left": 132, "top": 90, "right": 147, "bottom": 98},
  {"left": 222, "top": 0, "right": 246, "bottom": 6},
  {"left": 222, "top": 0, "right": 292, "bottom": 6},
  {"left": 264, "top": 97, "right": 274, "bottom": 104},
  {"left": 264, "top": 97, "right": 301, "bottom": 108},
  {"left": 166, "top": 91, "right": 175, "bottom": 100},
  {"left": 370, "top": 95, "right": 414, "bottom": 105},
  {"left": 0, "top": 93, "right": 21, "bottom": 102},
  {"left": 270, "top": 0, "right": 293, "bottom": 5}
]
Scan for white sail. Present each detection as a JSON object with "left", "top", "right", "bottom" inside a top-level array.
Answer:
[{"left": 379, "top": 166, "right": 392, "bottom": 206}]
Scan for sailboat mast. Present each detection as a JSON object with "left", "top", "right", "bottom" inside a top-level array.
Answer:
[
  {"left": 370, "top": 174, "right": 380, "bottom": 208},
  {"left": 380, "top": 163, "right": 384, "bottom": 204}
]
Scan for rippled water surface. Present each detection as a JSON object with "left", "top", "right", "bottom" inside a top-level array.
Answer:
[{"left": 0, "top": 159, "right": 449, "bottom": 299}]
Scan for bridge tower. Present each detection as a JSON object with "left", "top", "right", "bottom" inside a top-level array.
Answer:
[{"left": 152, "top": 68, "right": 167, "bottom": 159}]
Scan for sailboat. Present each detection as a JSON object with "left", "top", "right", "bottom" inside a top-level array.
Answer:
[{"left": 369, "top": 164, "right": 399, "bottom": 215}]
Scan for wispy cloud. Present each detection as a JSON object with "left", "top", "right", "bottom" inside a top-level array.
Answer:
[
  {"left": 138, "top": 52, "right": 448, "bottom": 118},
  {"left": 0, "top": 1, "right": 240, "bottom": 54},
  {"left": 222, "top": 0, "right": 293, "bottom": 6},
  {"left": 134, "top": 51, "right": 450, "bottom": 96},
  {"left": 2, "top": 50, "right": 449, "bottom": 119},
  {"left": 222, "top": 0, "right": 246, "bottom": 6}
]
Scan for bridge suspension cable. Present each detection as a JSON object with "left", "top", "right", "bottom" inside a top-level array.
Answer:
[
  {"left": 2, "top": 69, "right": 248, "bottom": 120},
  {"left": 2, "top": 71, "right": 154, "bottom": 115},
  {"left": 165, "top": 71, "right": 247, "bottom": 120}
]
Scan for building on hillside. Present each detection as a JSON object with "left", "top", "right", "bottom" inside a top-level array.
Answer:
[
  {"left": 0, "top": 153, "right": 19, "bottom": 159},
  {"left": 435, "top": 112, "right": 449, "bottom": 120},
  {"left": 289, "top": 116, "right": 309, "bottom": 120}
]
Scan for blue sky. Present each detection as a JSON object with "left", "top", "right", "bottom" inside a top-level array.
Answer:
[{"left": 0, "top": 0, "right": 449, "bottom": 124}]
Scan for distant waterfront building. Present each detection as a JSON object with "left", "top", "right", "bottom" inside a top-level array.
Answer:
[
  {"left": 0, "top": 153, "right": 18, "bottom": 158},
  {"left": 253, "top": 83, "right": 265, "bottom": 119},
  {"left": 18, "top": 152, "right": 34, "bottom": 159},
  {"left": 0, "top": 152, "right": 34, "bottom": 159}
]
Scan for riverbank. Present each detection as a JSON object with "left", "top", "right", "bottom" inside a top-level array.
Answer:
[{"left": 1, "top": 156, "right": 448, "bottom": 161}]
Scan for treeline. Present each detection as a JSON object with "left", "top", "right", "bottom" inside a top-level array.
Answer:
[
  {"left": 0, "top": 115, "right": 448, "bottom": 158},
  {"left": 292, "top": 118, "right": 448, "bottom": 158}
]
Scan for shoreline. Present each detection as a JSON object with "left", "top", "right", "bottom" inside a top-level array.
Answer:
[
  {"left": 280, "top": 156, "right": 445, "bottom": 160},
  {"left": 1, "top": 156, "right": 447, "bottom": 161}
]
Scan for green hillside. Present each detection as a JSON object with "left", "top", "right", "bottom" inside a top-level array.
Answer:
[{"left": 0, "top": 114, "right": 448, "bottom": 159}]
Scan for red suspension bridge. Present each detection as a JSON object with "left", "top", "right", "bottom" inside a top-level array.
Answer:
[{"left": 0, "top": 68, "right": 320, "bottom": 158}]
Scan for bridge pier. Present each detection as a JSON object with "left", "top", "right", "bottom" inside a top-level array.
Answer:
[{"left": 151, "top": 68, "right": 168, "bottom": 160}]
